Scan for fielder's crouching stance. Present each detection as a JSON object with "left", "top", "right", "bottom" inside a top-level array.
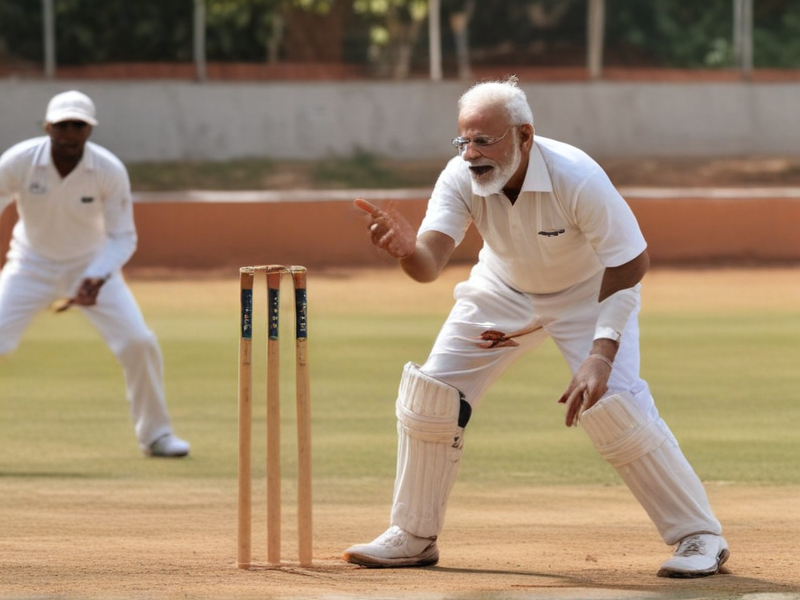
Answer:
[
  {"left": 344, "top": 76, "right": 728, "bottom": 577},
  {"left": 0, "top": 90, "right": 190, "bottom": 458}
]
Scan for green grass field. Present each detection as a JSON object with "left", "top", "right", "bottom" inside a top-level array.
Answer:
[
  {"left": 2, "top": 266, "right": 799, "bottom": 599},
  {"left": 2, "top": 265, "right": 799, "bottom": 495}
]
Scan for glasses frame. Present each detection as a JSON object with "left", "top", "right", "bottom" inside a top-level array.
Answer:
[{"left": 451, "top": 127, "right": 512, "bottom": 156}]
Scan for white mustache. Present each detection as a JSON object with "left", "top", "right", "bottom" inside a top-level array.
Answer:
[{"left": 467, "top": 159, "right": 497, "bottom": 168}]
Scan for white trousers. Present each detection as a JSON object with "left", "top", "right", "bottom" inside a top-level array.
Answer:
[
  {"left": 423, "top": 263, "right": 649, "bottom": 413},
  {"left": 0, "top": 253, "right": 174, "bottom": 451},
  {"left": 418, "top": 262, "right": 721, "bottom": 542}
]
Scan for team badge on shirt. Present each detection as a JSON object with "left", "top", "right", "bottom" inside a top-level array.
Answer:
[{"left": 29, "top": 181, "right": 47, "bottom": 194}]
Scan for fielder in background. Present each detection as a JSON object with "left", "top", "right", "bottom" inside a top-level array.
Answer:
[
  {"left": 345, "top": 76, "right": 728, "bottom": 578},
  {"left": 0, "top": 90, "right": 190, "bottom": 458}
]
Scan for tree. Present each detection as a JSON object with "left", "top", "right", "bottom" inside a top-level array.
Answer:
[{"left": 354, "top": 0, "right": 429, "bottom": 78}]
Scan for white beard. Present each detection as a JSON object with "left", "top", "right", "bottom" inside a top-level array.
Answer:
[{"left": 468, "top": 141, "right": 521, "bottom": 197}]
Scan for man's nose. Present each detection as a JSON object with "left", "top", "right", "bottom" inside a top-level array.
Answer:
[{"left": 461, "top": 142, "right": 482, "bottom": 159}]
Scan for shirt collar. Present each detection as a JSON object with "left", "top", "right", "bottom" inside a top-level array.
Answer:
[
  {"left": 34, "top": 137, "right": 94, "bottom": 171},
  {"left": 520, "top": 140, "right": 553, "bottom": 193},
  {"left": 34, "top": 138, "right": 52, "bottom": 168}
]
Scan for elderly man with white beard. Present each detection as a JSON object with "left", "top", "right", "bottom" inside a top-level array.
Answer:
[{"left": 344, "top": 77, "right": 729, "bottom": 579}]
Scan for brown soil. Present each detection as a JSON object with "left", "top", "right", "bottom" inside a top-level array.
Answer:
[
  {"left": 2, "top": 479, "right": 798, "bottom": 599},
  {"left": 127, "top": 156, "right": 800, "bottom": 192},
  {"left": 600, "top": 156, "right": 800, "bottom": 188},
  {"left": 268, "top": 156, "right": 800, "bottom": 190}
]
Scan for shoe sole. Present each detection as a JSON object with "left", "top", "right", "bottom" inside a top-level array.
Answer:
[
  {"left": 146, "top": 451, "right": 190, "bottom": 458},
  {"left": 657, "top": 547, "right": 730, "bottom": 578},
  {"left": 343, "top": 548, "right": 439, "bottom": 569}
]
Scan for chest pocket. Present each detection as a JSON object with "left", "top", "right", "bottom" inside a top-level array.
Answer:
[
  {"left": 535, "top": 192, "right": 577, "bottom": 265},
  {"left": 70, "top": 193, "right": 104, "bottom": 223}
]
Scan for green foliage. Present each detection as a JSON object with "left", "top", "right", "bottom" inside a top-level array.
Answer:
[
  {"left": 754, "top": 1, "right": 800, "bottom": 67},
  {"left": 606, "top": 0, "right": 735, "bottom": 68},
  {"left": 53, "top": 1, "right": 194, "bottom": 64},
  {"left": 312, "top": 148, "right": 408, "bottom": 188},
  {"left": 205, "top": 0, "right": 279, "bottom": 62},
  {"left": 2, "top": 0, "right": 800, "bottom": 70}
]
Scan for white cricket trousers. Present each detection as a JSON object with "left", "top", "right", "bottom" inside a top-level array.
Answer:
[
  {"left": 418, "top": 262, "right": 721, "bottom": 543},
  {"left": 0, "top": 253, "right": 174, "bottom": 451},
  {"left": 421, "top": 262, "right": 648, "bottom": 408}
]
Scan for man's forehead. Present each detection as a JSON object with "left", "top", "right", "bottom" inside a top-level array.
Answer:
[{"left": 458, "top": 106, "right": 508, "bottom": 129}]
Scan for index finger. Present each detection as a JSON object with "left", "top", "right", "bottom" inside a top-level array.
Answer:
[{"left": 354, "top": 198, "right": 381, "bottom": 217}]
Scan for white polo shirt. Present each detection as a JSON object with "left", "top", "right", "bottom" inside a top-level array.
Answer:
[
  {"left": 419, "top": 136, "right": 647, "bottom": 295},
  {"left": 0, "top": 136, "right": 137, "bottom": 278}
]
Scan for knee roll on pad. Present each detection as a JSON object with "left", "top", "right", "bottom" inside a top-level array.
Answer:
[
  {"left": 581, "top": 393, "right": 721, "bottom": 544},
  {"left": 391, "top": 362, "right": 469, "bottom": 538},
  {"left": 580, "top": 392, "right": 669, "bottom": 468}
]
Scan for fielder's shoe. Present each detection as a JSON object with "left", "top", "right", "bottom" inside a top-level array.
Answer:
[
  {"left": 343, "top": 525, "right": 439, "bottom": 568},
  {"left": 147, "top": 434, "right": 190, "bottom": 458},
  {"left": 658, "top": 534, "right": 730, "bottom": 578}
]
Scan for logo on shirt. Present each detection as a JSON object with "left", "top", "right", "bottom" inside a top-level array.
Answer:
[
  {"left": 29, "top": 181, "right": 47, "bottom": 194},
  {"left": 538, "top": 229, "right": 566, "bottom": 237},
  {"left": 81, "top": 197, "right": 94, "bottom": 203}
]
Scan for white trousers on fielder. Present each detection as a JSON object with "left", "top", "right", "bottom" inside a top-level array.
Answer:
[
  {"left": 0, "top": 253, "right": 174, "bottom": 451},
  {"left": 413, "top": 262, "right": 721, "bottom": 544}
]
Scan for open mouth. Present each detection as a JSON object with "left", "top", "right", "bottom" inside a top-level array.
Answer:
[{"left": 469, "top": 165, "right": 494, "bottom": 177}]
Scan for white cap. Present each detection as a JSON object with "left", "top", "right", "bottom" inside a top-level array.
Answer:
[{"left": 45, "top": 90, "right": 98, "bottom": 126}]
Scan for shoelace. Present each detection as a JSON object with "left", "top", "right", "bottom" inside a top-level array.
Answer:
[
  {"left": 675, "top": 536, "right": 706, "bottom": 557},
  {"left": 377, "top": 526, "right": 407, "bottom": 548}
]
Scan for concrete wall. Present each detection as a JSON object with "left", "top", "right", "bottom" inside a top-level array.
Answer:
[
  {"left": 2, "top": 80, "right": 799, "bottom": 162},
  {"left": 4, "top": 189, "right": 800, "bottom": 272}
]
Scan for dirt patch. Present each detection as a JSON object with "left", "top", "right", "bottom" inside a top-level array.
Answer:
[
  {"left": 1, "top": 480, "right": 798, "bottom": 599},
  {"left": 126, "top": 156, "right": 800, "bottom": 192},
  {"left": 601, "top": 156, "right": 800, "bottom": 188}
]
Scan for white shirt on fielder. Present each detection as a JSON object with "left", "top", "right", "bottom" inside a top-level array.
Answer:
[{"left": 0, "top": 136, "right": 137, "bottom": 279}]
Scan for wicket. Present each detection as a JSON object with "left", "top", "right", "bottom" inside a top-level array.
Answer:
[{"left": 238, "top": 265, "right": 312, "bottom": 569}]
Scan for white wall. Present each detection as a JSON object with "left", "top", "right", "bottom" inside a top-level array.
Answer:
[{"left": 1, "top": 79, "right": 798, "bottom": 162}]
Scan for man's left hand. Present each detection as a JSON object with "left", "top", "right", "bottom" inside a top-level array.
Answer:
[
  {"left": 57, "top": 277, "right": 107, "bottom": 311},
  {"left": 558, "top": 354, "right": 613, "bottom": 427}
]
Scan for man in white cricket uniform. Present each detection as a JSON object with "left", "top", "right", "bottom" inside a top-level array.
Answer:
[
  {"left": 0, "top": 90, "right": 190, "bottom": 458},
  {"left": 344, "top": 78, "right": 728, "bottom": 577}
]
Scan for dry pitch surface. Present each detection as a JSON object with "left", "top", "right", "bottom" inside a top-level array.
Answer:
[{"left": 2, "top": 267, "right": 799, "bottom": 600}]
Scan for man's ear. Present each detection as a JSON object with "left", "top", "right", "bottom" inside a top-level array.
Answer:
[{"left": 519, "top": 124, "right": 534, "bottom": 152}]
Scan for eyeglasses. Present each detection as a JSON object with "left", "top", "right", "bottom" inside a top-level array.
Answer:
[
  {"left": 52, "top": 120, "right": 89, "bottom": 131},
  {"left": 451, "top": 128, "right": 511, "bottom": 156}
]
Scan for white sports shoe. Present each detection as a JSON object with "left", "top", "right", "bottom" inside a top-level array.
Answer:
[
  {"left": 146, "top": 434, "right": 190, "bottom": 458},
  {"left": 343, "top": 525, "right": 439, "bottom": 568},
  {"left": 658, "top": 534, "right": 730, "bottom": 578}
]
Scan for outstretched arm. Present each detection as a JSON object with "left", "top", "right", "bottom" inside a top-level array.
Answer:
[
  {"left": 354, "top": 198, "right": 455, "bottom": 283},
  {"left": 558, "top": 249, "right": 650, "bottom": 426}
]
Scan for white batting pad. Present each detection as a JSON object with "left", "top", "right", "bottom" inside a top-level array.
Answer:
[
  {"left": 581, "top": 393, "right": 722, "bottom": 545},
  {"left": 391, "top": 362, "right": 466, "bottom": 538}
]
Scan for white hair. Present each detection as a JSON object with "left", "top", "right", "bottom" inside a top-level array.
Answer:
[{"left": 457, "top": 75, "right": 534, "bottom": 126}]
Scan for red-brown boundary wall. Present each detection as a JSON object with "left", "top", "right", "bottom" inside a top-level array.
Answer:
[{"left": 2, "top": 188, "right": 800, "bottom": 271}]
